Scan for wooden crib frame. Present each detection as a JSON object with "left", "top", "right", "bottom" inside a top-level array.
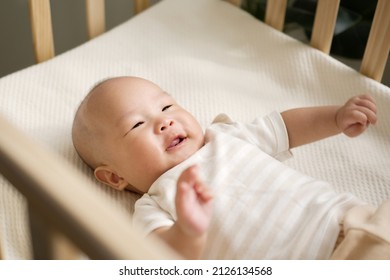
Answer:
[
  {"left": 1, "top": 0, "right": 389, "bottom": 260},
  {"left": 29, "top": 0, "right": 390, "bottom": 82}
]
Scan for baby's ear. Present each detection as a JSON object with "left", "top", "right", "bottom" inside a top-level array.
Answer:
[{"left": 94, "top": 166, "right": 128, "bottom": 191}]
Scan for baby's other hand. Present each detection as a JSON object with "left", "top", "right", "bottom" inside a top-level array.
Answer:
[
  {"left": 175, "top": 165, "right": 213, "bottom": 237},
  {"left": 336, "top": 95, "right": 377, "bottom": 137}
]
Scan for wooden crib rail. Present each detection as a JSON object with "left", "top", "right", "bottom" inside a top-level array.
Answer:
[
  {"left": 28, "top": 0, "right": 54, "bottom": 64},
  {"left": 264, "top": 0, "right": 287, "bottom": 32},
  {"left": 29, "top": 0, "right": 389, "bottom": 82},
  {"left": 28, "top": 0, "right": 150, "bottom": 64},
  {"left": 310, "top": 0, "right": 340, "bottom": 55},
  {"left": 86, "top": 0, "right": 106, "bottom": 40},
  {"left": 0, "top": 114, "right": 177, "bottom": 259},
  {"left": 360, "top": 0, "right": 390, "bottom": 82},
  {"left": 230, "top": 0, "right": 389, "bottom": 83}
]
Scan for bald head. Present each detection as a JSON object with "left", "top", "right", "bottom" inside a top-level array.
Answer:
[
  {"left": 73, "top": 77, "right": 137, "bottom": 168},
  {"left": 72, "top": 79, "right": 107, "bottom": 169}
]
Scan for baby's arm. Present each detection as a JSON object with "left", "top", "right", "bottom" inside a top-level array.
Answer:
[
  {"left": 281, "top": 95, "right": 377, "bottom": 148},
  {"left": 153, "top": 165, "right": 213, "bottom": 259}
]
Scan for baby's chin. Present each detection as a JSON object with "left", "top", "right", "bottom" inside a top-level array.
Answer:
[
  {"left": 161, "top": 149, "right": 198, "bottom": 175},
  {"left": 143, "top": 139, "right": 204, "bottom": 190}
]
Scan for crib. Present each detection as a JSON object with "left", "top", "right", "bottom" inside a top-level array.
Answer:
[{"left": 0, "top": 0, "right": 389, "bottom": 260}]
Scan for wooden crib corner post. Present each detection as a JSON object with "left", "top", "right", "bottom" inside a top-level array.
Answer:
[
  {"left": 310, "top": 0, "right": 340, "bottom": 54},
  {"left": 28, "top": 0, "right": 55, "bottom": 63},
  {"left": 86, "top": 0, "right": 106, "bottom": 39},
  {"left": 134, "top": 0, "right": 150, "bottom": 14},
  {"left": 360, "top": 0, "right": 390, "bottom": 82}
]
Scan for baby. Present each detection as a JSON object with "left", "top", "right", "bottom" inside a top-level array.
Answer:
[{"left": 72, "top": 76, "right": 389, "bottom": 260}]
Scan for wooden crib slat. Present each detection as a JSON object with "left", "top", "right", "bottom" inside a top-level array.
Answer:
[
  {"left": 0, "top": 114, "right": 177, "bottom": 259},
  {"left": 265, "top": 0, "right": 288, "bottom": 31},
  {"left": 360, "top": 0, "right": 390, "bottom": 82},
  {"left": 28, "top": 0, "right": 55, "bottom": 63},
  {"left": 310, "top": 0, "right": 340, "bottom": 54},
  {"left": 134, "top": 0, "right": 150, "bottom": 14},
  {"left": 29, "top": 206, "right": 81, "bottom": 259},
  {"left": 86, "top": 0, "right": 106, "bottom": 39}
]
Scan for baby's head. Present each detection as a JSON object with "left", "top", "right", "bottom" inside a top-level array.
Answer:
[{"left": 72, "top": 76, "right": 204, "bottom": 193}]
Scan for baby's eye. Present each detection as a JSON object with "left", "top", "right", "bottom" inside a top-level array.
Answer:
[
  {"left": 124, "top": 121, "right": 144, "bottom": 136},
  {"left": 162, "top": 105, "right": 173, "bottom": 111},
  {"left": 132, "top": 121, "right": 144, "bottom": 130}
]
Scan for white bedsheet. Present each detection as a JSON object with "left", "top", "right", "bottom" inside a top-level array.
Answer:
[{"left": 0, "top": 0, "right": 389, "bottom": 259}]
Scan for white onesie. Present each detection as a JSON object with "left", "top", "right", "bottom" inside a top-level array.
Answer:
[{"left": 133, "top": 112, "right": 363, "bottom": 259}]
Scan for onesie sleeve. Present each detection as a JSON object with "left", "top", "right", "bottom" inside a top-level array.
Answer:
[
  {"left": 133, "top": 194, "right": 175, "bottom": 236},
  {"left": 211, "top": 111, "right": 292, "bottom": 161},
  {"left": 250, "top": 111, "right": 292, "bottom": 160}
]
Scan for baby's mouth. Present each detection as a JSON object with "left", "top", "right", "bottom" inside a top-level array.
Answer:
[{"left": 166, "top": 136, "right": 187, "bottom": 151}]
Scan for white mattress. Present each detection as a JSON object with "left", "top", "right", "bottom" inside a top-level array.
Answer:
[{"left": 0, "top": 0, "right": 389, "bottom": 259}]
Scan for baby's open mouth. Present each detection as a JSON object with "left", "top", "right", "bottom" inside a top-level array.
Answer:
[{"left": 167, "top": 136, "right": 187, "bottom": 150}]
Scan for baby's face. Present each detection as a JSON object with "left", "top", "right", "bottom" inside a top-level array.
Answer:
[{"left": 93, "top": 77, "right": 204, "bottom": 193}]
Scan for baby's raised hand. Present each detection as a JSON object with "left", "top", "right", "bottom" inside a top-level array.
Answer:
[
  {"left": 336, "top": 95, "right": 377, "bottom": 137},
  {"left": 175, "top": 165, "right": 213, "bottom": 238}
]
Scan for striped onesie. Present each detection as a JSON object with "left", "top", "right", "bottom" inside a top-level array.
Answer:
[{"left": 133, "top": 112, "right": 363, "bottom": 259}]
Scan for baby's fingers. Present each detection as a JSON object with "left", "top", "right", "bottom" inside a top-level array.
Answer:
[
  {"left": 194, "top": 181, "right": 213, "bottom": 202},
  {"left": 177, "top": 165, "right": 212, "bottom": 200},
  {"left": 177, "top": 165, "right": 199, "bottom": 188},
  {"left": 352, "top": 106, "right": 377, "bottom": 126},
  {"left": 342, "top": 109, "right": 374, "bottom": 137},
  {"left": 354, "top": 94, "right": 376, "bottom": 109},
  {"left": 351, "top": 95, "right": 377, "bottom": 125}
]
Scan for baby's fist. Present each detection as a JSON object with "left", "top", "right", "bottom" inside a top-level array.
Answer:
[{"left": 336, "top": 95, "right": 377, "bottom": 137}]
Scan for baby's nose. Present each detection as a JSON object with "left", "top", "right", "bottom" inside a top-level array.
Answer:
[{"left": 158, "top": 119, "right": 174, "bottom": 132}]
